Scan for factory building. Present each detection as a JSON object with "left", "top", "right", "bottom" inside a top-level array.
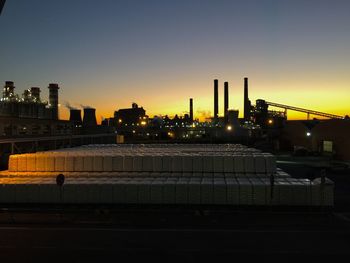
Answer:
[
  {"left": 114, "top": 103, "right": 148, "bottom": 127},
  {"left": 0, "top": 81, "right": 74, "bottom": 137},
  {"left": 0, "top": 81, "right": 60, "bottom": 120},
  {"left": 280, "top": 119, "right": 350, "bottom": 161}
]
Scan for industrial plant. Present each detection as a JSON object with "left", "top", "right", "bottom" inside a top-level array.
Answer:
[
  {"left": 0, "top": 81, "right": 114, "bottom": 138},
  {"left": 0, "top": 77, "right": 348, "bottom": 260},
  {"left": 104, "top": 77, "right": 349, "bottom": 161}
]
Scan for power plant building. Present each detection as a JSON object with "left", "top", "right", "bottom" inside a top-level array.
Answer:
[
  {"left": 1, "top": 81, "right": 60, "bottom": 120},
  {"left": 0, "top": 81, "right": 72, "bottom": 137}
]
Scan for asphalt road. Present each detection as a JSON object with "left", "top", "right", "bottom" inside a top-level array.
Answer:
[
  {"left": 0, "top": 208, "right": 350, "bottom": 262},
  {"left": 1, "top": 225, "right": 350, "bottom": 262}
]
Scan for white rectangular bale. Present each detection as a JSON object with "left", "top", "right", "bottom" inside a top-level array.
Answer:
[
  {"left": 163, "top": 179, "right": 176, "bottom": 204},
  {"left": 103, "top": 156, "right": 113, "bottom": 172},
  {"left": 26, "top": 154, "right": 36, "bottom": 172},
  {"left": 200, "top": 178, "right": 213, "bottom": 204},
  {"left": 223, "top": 156, "right": 234, "bottom": 173},
  {"left": 213, "top": 156, "right": 224, "bottom": 173},
  {"left": 142, "top": 156, "right": 153, "bottom": 172},
  {"left": 172, "top": 156, "right": 183, "bottom": 172},
  {"left": 64, "top": 156, "right": 75, "bottom": 172},
  {"left": 264, "top": 154, "right": 277, "bottom": 174},
  {"left": 226, "top": 178, "right": 239, "bottom": 205},
  {"left": 152, "top": 156, "right": 162, "bottom": 172},
  {"left": 182, "top": 156, "right": 193, "bottom": 172},
  {"left": 162, "top": 156, "right": 172, "bottom": 172},
  {"left": 234, "top": 155, "right": 244, "bottom": 173},
  {"left": 17, "top": 154, "right": 27, "bottom": 172},
  {"left": 123, "top": 156, "right": 133, "bottom": 171},
  {"left": 192, "top": 156, "right": 203, "bottom": 172},
  {"left": 237, "top": 178, "right": 253, "bottom": 205},
  {"left": 112, "top": 156, "right": 124, "bottom": 171},
  {"left": 133, "top": 156, "right": 143, "bottom": 172},
  {"left": 8, "top": 155, "right": 19, "bottom": 172},
  {"left": 213, "top": 179, "right": 227, "bottom": 204},
  {"left": 202, "top": 156, "right": 213, "bottom": 172},
  {"left": 74, "top": 156, "right": 84, "bottom": 172},
  {"left": 250, "top": 178, "right": 266, "bottom": 205},
  {"left": 93, "top": 156, "right": 104, "bottom": 172},
  {"left": 243, "top": 155, "right": 255, "bottom": 173},
  {"left": 188, "top": 178, "right": 201, "bottom": 204},
  {"left": 54, "top": 155, "right": 65, "bottom": 172},
  {"left": 175, "top": 178, "right": 189, "bottom": 204},
  {"left": 254, "top": 155, "right": 266, "bottom": 174}
]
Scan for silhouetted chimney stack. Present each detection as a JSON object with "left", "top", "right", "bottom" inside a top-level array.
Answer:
[
  {"left": 48, "top": 83, "right": 59, "bottom": 120},
  {"left": 214, "top": 79, "right": 218, "bottom": 122},
  {"left": 224, "top": 81, "right": 229, "bottom": 124},
  {"left": 189, "top": 98, "right": 193, "bottom": 122},
  {"left": 70, "top": 109, "right": 82, "bottom": 126},
  {"left": 83, "top": 108, "right": 97, "bottom": 127},
  {"left": 243, "top": 77, "right": 251, "bottom": 121}
]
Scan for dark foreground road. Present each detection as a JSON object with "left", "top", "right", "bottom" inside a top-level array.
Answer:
[{"left": 0, "top": 208, "right": 350, "bottom": 262}]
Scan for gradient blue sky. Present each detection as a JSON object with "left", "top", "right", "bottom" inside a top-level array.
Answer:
[{"left": 1, "top": 0, "right": 349, "bottom": 121}]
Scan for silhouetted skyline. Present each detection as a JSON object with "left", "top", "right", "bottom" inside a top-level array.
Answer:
[{"left": 1, "top": 0, "right": 349, "bottom": 121}]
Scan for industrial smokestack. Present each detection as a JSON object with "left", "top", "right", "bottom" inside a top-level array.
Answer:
[
  {"left": 48, "top": 83, "right": 59, "bottom": 120},
  {"left": 243, "top": 77, "right": 250, "bottom": 121},
  {"left": 83, "top": 108, "right": 97, "bottom": 127},
  {"left": 70, "top": 109, "right": 82, "bottom": 126},
  {"left": 214, "top": 79, "right": 218, "bottom": 122},
  {"left": 224, "top": 81, "right": 229, "bottom": 124},
  {"left": 189, "top": 98, "right": 193, "bottom": 122},
  {"left": 30, "top": 87, "right": 41, "bottom": 102}
]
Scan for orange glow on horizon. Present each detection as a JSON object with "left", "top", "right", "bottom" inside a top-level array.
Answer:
[{"left": 58, "top": 77, "right": 349, "bottom": 124}]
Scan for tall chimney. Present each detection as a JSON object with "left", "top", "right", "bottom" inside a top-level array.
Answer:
[
  {"left": 243, "top": 77, "right": 250, "bottom": 121},
  {"left": 48, "top": 83, "right": 59, "bottom": 120},
  {"left": 189, "top": 98, "right": 193, "bottom": 122},
  {"left": 224, "top": 81, "right": 229, "bottom": 124},
  {"left": 70, "top": 109, "right": 82, "bottom": 126},
  {"left": 214, "top": 79, "right": 218, "bottom": 122},
  {"left": 83, "top": 108, "right": 97, "bottom": 127}
]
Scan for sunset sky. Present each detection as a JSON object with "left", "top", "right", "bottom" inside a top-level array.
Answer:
[{"left": 1, "top": 0, "right": 349, "bottom": 122}]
